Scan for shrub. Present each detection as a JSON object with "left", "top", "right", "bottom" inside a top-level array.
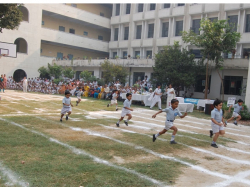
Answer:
[{"left": 223, "top": 102, "right": 250, "bottom": 120}]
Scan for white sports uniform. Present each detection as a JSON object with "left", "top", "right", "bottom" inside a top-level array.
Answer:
[
  {"left": 76, "top": 90, "right": 83, "bottom": 99},
  {"left": 211, "top": 108, "right": 224, "bottom": 133},
  {"left": 150, "top": 88, "right": 162, "bottom": 109},
  {"left": 111, "top": 93, "right": 118, "bottom": 104},
  {"left": 121, "top": 99, "right": 132, "bottom": 117},
  {"left": 232, "top": 104, "right": 243, "bottom": 118},
  {"left": 162, "top": 107, "right": 182, "bottom": 130},
  {"left": 61, "top": 97, "right": 72, "bottom": 114}
]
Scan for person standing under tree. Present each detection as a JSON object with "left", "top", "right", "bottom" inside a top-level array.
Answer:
[
  {"left": 150, "top": 85, "right": 162, "bottom": 110},
  {"left": 166, "top": 84, "right": 175, "bottom": 107},
  {"left": 0, "top": 74, "right": 4, "bottom": 93},
  {"left": 22, "top": 77, "right": 28, "bottom": 92}
]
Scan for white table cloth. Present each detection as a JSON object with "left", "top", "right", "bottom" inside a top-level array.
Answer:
[
  {"left": 175, "top": 97, "right": 184, "bottom": 103},
  {"left": 177, "top": 103, "right": 194, "bottom": 112},
  {"left": 197, "top": 99, "right": 214, "bottom": 109},
  {"left": 121, "top": 93, "right": 153, "bottom": 106}
]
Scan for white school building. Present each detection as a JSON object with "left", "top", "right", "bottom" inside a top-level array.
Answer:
[{"left": 1, "top": 3, "right": 250, "bottom": 108}]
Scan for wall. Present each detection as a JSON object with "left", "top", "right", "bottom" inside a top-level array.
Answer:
[
  {"left": 66, "top": 4, "right": 112, "bottom": 18},
  {"left": 41, "top": 43, "right": 108, "bottom": 59},
  {"left": 42, "top": 15, "right": 110, "bottom": 41}
]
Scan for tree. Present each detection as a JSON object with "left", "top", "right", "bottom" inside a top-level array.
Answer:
[
  {"left": 80, "top": 70, "right": 95, "bottom": 82},
  {"left": 62, "top": 67, "right": 75, "bottom": 79},
  {"left": 38, "top": 66, "right": 50, "bottom": 79},
  {"left": 153, "top": 41, "right": 204, "bottom": 95},
  {"left": 182, "top": 18, "right": 241, "bottom": 100},
  {"left": 48, "top": 63, "right": 63, "bottom": 79},
  {"left": 0, "top": 4, "right": 23, "bottom": 33},
  {"left": 101, "top": 60, "right": 129, "bottom": 84}
]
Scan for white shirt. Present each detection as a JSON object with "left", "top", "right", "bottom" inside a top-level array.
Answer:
[{"left": 154, "top": 88, "right": 162, "bottom": 98}]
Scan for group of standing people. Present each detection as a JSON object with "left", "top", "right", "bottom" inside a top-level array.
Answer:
[{"left": 0, "top": 74, "right": 7, "bottom": 93}]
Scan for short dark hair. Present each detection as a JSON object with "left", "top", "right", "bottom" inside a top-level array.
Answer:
[
  {"left": 171, "top": 99, "right": 179, "bottom": 104},
  {"left": 126, "top": 93, "right": 132, "bottom": 97},
  {"left": 238, "top": 99, "right": 244, "bottom": 103},
  {"left": 65, "top": 90, "right": 71, "bottom": 95},
  {"left": 213, "top": 99, "right": 222, "bottom": 107}
]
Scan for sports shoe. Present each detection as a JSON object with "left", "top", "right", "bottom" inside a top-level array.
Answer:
[
  {"left": 170, "top": 140, "right": 177, "bottom": 144},
  {"left": 60, "top": 118, "right": 62, "bottom": 122},
  {"left": 211, "top": 143, "right": 218, "bottom": 148},
  {"left": 124, "top": 121, "right": 128, "bottom": 126},
  {"left": 76, "top": 101, "right": 78, "bottom": 106},
  {"left": 107, "top": 104, "right": 109, "bottom": 107},
  {"left": 116, "top": 108, "right": 118, "bottom": 111},
  {"left": 66, "top": 115, "right": 68, "bottom": 120},
  {"left": 153, "top": 134, "right": 156, "bottom": 142},
  {"left": 234, "top": 121, "right": 238, "bottom": 126},
  {"left": 209, "top": 130, "right": 213, "bottom": 138},
  {"left": 116, "top": 122, "right": 119, "bottom": 127}
]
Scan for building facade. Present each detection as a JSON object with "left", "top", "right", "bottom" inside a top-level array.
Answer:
[{"left": 1, "top": 3, "right": 250, "bottom": 101}]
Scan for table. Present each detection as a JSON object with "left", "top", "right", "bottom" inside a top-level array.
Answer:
[
  {"left": 197, "top": 99, "right": 214, "bottom": 109},
  {"left": 177, "top": 103, "right": 194, "bottom": 112},
  {"left": 121, "top": 93, "right": 152, "bottom": 106},
  {"left": 175, "top": 97, "right": 184, "bottom": 103}
]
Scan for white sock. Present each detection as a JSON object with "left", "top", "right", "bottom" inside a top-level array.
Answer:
[
  {"left": 155, "top": 133, "right": 160, "bottom": 138},
  {"left": 126, "top": 119, "right": 130, "bottom": 122},
  {"left": 117, "top": 120, "right": 120, "bottom": 124},
  {"left": 171, "top": 135, "right": 175, "bottom": 141}
]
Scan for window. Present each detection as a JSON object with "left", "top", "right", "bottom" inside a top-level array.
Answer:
[
  {"left": 162, "top": 22, "right": 169, "bottom": 37},
  {"left": 123, "top": 51, "right": 127, "bottom": 59},
  {"left": 59, "top": 26, "right": 65, "bottom": 32},
  {"left": 148, "top": 23, "right": 154, "bottom": 38},
  {"left": 138, "top": 4, "right": 143, "bottom": 12},
  {"left": 177, "top": 3, "right": 185, "bottom": 6},
  {"left": 124, "top": 27, "right": 129, "bottom": 40},
  {"left": 116, "top": 4, "right": 120, "bottom": 16},
  {"left": 100, "top": 12, "right": 104, "bottom": 17},
  {"left": 42, "top": 21, "right": 44, "bottom": 25},
  {"left": 224, "top": 76, "right": 243, "bottom": 95},
  {"left": 135, "top": 51, "right": 140, "bottom": 58},
  {"left": 57, "top": 52, "right": 63, "bottom": 60},
  {"left": 228, "top": 15, "right": 238, "bottom": 32},
  {"left": 126, "top": 4, "right": 131, "bottom": 14},
  {"left": 84, "top": 31, "right": 88, "bottom": 36},
  {"left": 136, "top": 25, "right": 142, "bottom": 39},
  {"left": 190, "top": 49, "right": 202, "bottom": 58},
  {"left": 245, "top": 14, "right": 250, "bottom": 32},
  {"left": 113, "top": 52, "right": 117, "bottom": 58},
  {"left": 150, "top": 4, "right": 156, "bottom": 10},
  {"left": 192, "top": 19, "right": 201, "bottom": 35},
  {"left": 164, "top": 4, "right": 170, "bottom": 8},
  {"left": 195, "top": 75, "right": 211, "bottom": 92},
  {"left": 71, "top": 4, "right": 77, "bottom": 7},
  {"left": 67, "top": 54, "right": 73, "bottom": 60},
  {"left": 69, "top": 28, "right": 75, "bottom": 34},
  {"left": 243, "top": 48, "right": 250, "bottom": 59},
  {"left": 175, "top": 21, "right": 183, "bottom": 36},
  {"left": 114, "top": 28, "right": 119, "bottom": 41},
  {"left": 209, "top": 17, "right": 218, "bottom": 22},
  {"left": 98, "top": 35, "right": 103, "bottom": 40},
  {"left": 146, "top": 51, "right": 152, "bottom": 58}
]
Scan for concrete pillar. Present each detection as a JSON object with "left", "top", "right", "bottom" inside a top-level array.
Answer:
[{"left": 245, "top": 59, "right": 250, "bottom": 112}]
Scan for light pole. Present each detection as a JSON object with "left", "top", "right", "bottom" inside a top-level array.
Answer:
[{"left": 245, "top": 57, "right": 250, "bottom": 112}]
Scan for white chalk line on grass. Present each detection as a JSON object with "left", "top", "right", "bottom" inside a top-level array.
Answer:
[
  {"left": 0, "top": 118, "right": 166, "bottom": 187},
  {"left": 0, "top": 162, "right": 29, "bottom": 187},
  {"left": 93, "top": 113, "right": 250, "bottom": 163}
]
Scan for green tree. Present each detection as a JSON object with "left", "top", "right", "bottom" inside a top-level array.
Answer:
[
  {"left": 80, "top": 70, "right": 96, "bottom": 82},
  {"left": 38, "top": 66, "right": 50, "bottom": 79},
  {"left": 0, "top": 4, "right": 23, "bottom": 33},
  {"left": 182, "top": 18, "right": 241, "bottom": 100},
  {"left": 153, "top": 41, "right": 204, "bottom": 95},
  {"left": 62, "top": 67, "right": 75, "bottom": 79},
  {"left": 101, "top": 60, "right": 129, "bottom": 84},
  {"left": 48, "top": 63, "right": 63, "bottom": 79}
]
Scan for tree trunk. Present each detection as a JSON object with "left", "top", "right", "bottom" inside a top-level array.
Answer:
[
  {"left": 217, "top": 69, "right": 224, "bottom": 101},
  {"left": 204, "top": 59, "right": 209, "bottom": 99}
]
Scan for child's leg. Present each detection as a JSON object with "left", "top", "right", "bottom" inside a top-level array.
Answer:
[
  {"left": 170, "top": 126, "right": 178, "bottom": 141},
  {"left": 227, "top": 117, "right": 234, "bottom": 122},
  {"left": 67, "top": 111, "right": 72, "bottom": 116},
  {"left": 155, "top": 129, "right": 167, "bottom": 137},
  {"left": 61, "top": 114, "right": 64, "bottom": 119},
  {"left": 236, "top": 115, "right": 241, "bottom": 122},
  {"left": 117, "top": 117, "right": 124, "bottom": 124},
  {"left": 125, "top": 114, "right": 132, "bottom": 122},
  {"left": 219, "top": 130, "right": 225, "bottom": 136},
  {"left": 212, "top": 132, "right": 220, "bottom": 143}
]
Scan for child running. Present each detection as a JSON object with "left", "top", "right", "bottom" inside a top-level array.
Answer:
[
  {"left": 226, "top": 99, "right": 244, "bottom": 126},
  {"left": 76, "top": 87, "right": 83, "bottom": 106},
  {"left": 152, "top": 99, "right": 187, "bottom": 144},
  {"left": 209, "top": 99, "right": 227, "bottom": 148},
  {"left": 60, "top": 90, "right": 73, "bottom": 122},
  {"left": 107, "top": 90, "right": 119, "bottom": 111},
  {"left": 116, "top": 93, "right": 133, "bottom": 127}
]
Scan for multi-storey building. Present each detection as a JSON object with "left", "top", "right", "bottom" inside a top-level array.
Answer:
[{"left": 1, "top": 3, "right": 250, "bottom": 102}]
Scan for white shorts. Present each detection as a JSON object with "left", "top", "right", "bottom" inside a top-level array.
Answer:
[
  {"left": 164, "top": 121, "right": 173, "bottom": 130},
  {"left": 61, "top": 107, "right": 72, "bottom": 114},
  {"left": 121, "top": 108, "right": 131, "bottom": 117},
  {"left": 211, "top": 122, "right": 224, "bottom": 134},
  {"left": 77, "top": 96, "right": 81, "bottom": 99},
  {"left": 232, "top": 112, "right": 239, "bottom": 118},
  {"left": 111, "top": 100, "right": 117, "bottom": 105}
]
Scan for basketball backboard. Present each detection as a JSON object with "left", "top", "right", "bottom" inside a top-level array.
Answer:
[{"left": 0, "top": 42, "right": 17, "bottom": 58}]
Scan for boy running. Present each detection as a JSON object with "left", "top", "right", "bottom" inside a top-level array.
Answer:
[
  {"left": 76, "top": 87, "right": 83, "bottom": 106},
  {"left": 116, "top": 93, "right": 133, "bottom": 127},
  {"left": 107, "top": 90, "right": 119, "bottom": 111},
  {"left": 60, "top": 90, "right": 73, "bottom": 122},
  {"left": 152, "top": 99, "right": 187, "bottom": 144},
  {"left": 226, "top": 99, "right": 244, "bottom": 126},
  {"left": 209, "top": 99, "right": 227, "bottom": 148}
]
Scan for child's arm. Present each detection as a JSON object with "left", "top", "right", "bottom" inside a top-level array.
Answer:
[
  {"left": 124, "top": 107, "right": 133, "bottom": 111},
  {"left": 70, "top": 102, "right": 73, "bottom": 107},
  {"left": 152, "top": 110, "right": 163, "bottom": 118},
  {"left": 180, "top": 112, "right": 187, "bottom": 118},
  {"left": 63, "top": 103, "right": 70, "bottom": 106},
  {"left": 211, "top": 118, "right": 222, "bottom": 126}
]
